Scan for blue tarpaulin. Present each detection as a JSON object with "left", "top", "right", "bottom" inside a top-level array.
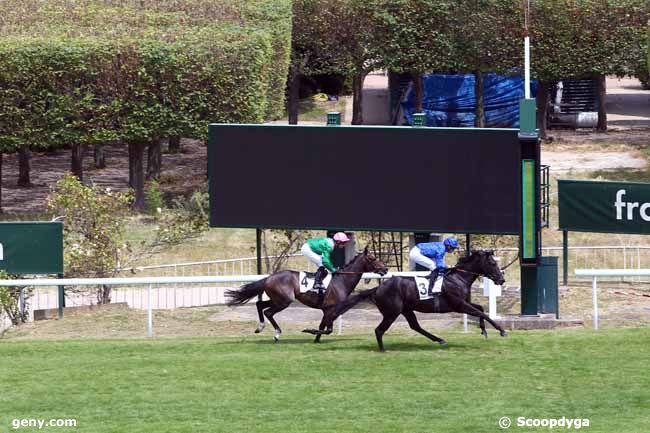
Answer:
[{"left": 401, "top": 73, "right": 538, "bottom": 128}]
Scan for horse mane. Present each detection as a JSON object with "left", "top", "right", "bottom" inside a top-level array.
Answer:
[
  {"left": 340, "top": 251, "right": 367, "bottom": 270},
  {"left": 455, "top": 252, "right": 475, "bottom": 266}
]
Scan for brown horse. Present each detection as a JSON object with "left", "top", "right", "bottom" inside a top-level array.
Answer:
[
  {"left": 225, "top": 247, "right": 388, "bottom": 342},
  {"left": 335, "top": 250, "right": 507, "bottom": 351}
]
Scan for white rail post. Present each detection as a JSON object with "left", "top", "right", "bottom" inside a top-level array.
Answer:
[
  {"left": 337, "top": 316, "right": 343, "bottom": 335},
  {"left": 463, "top": 314, "right": 468, "bottom": 333},
  {"left": 592, "top": 276, "right": 598, "bottom": 331},
  {"left": 147, "top": 284, "right": 153, "bottom": 337}
]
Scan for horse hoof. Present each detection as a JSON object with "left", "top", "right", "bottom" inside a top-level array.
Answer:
[
  {"left": 500, "top": 330, "right": 508, "bottom": 337},
  {"left": 482, "top": 331, "right": 488, "bottom": 339},
  {"left": 273, "top": 334, "right": 281, "bottom": 342},
  {"left": 254, "top": 323, "right": 265, "bottom": 333},
  {"left": 439, "top": 340, "right": 447, "bottom": 346}
]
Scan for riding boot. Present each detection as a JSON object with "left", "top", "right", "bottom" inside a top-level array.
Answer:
[
  {"left": 427, "top": 268, "right": 440, "bottom": 296},
  {"left": 313, "top": 266, "right": 328, "bottom": 304}
]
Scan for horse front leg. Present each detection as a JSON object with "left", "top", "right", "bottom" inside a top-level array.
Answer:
[
  {"left": 445, "top": 294, "right": 508, "bottom": 337},
  {"left": 471, "top": 303, "right": 489, "bottom": 338},
  {"left": 313, "top": 307, "right": 336, "bottom": 343}
]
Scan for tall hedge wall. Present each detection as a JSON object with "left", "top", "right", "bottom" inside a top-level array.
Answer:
[
  {"left": 0, "top": 0, "right": 291, "bottom": 149},
  {"left": 0, "top": 0, "right": 291, "bottom": 210}
]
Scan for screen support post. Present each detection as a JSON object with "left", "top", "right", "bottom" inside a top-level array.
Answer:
[{"left": 519, "top": 98, "right": 541, "bottom": 315}]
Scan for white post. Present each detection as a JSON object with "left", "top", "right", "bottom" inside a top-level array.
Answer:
[
  {"left": 592, "top": 277, "right": 598, "bottom": 330},
  {"left": 147, "top": 284, "right": 153, "bottom": 337},
  {"left": 337, "top": 316, "right": 343, "bottom": 335},
  {"left": 463, "top": 314, "right": 468, "bottom": 333},
  {"left": 524, "top": 36, "right": 531, "bottom": 99}
]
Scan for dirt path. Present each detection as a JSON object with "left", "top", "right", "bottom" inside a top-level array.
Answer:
[{"left": 0, "top": 139, "right": 207, "bottom": 215}]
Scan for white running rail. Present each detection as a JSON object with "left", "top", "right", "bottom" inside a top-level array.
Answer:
[
  {"left": 0, "top": 272, "right": 430, "bottom": 337},
  {"left": 574, "top": 268, "right": 650, "bottom": 331}
]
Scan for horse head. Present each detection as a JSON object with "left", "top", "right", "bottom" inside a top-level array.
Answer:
[
  {"left": 458, "top": 250, "right": 505, "bottom": 285},
  {"left": 343, "top": 246, "right": 388, "bottom": 276}
]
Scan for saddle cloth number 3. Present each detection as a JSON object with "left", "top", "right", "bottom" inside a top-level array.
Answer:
[{"left": 414, "top": 276, "right": 443, "bottom": 300}]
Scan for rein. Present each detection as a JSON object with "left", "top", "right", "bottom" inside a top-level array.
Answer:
[
  {"left": 500, "top": 255, "right": 519, "bottom": 271},
  {"left": 452, "top": 267, "right": 482, "bottom": 277}
]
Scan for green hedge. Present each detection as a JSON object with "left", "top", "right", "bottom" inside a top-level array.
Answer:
[{"left": 0, "top": 0, "right": 291, "bottom": 154}]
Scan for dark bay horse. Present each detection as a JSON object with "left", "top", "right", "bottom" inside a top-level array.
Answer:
[
  {"left": 225, "top": 247, "right": 388, "bottom": 342},
  {"left": 336, "top": 250, "right": 507, "bottom": 351}
]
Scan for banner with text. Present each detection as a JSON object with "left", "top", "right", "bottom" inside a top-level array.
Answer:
[{"left": 559, "top": 180, "right": 650, "bottom": 234}]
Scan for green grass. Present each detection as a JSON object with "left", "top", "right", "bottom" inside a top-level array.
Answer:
[{"left": 1, "top": 329, "right": 649, "bottom": 433}]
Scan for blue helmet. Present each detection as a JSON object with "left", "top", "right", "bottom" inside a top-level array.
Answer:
[{"left": 444, "top": 237, "right": 459, "bottom": 249}]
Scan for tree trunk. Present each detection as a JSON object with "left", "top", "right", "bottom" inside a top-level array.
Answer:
[
  {"left": 474, "top": 71, "right": 485, "bottom": 128},
  {"left": 128, "top": 142, "right": 145, "bottom": 211},
  {"left": 288, "top": 70, "right": 300, "bottom": 125},
  {"left": 413, "top": 72, "right": 424, "bottom": 113},
  {"left": 71, "top": 143, "right": 83, "bottom": 180},
  {"left": 351, "top": 72, "right": 366, "bottom": 125},
  {"left": 98, "top": 284, "right": 111, "bottom": 304},
  {"left": 535, "top": 81, "right": 550, "bottom": 139},
  {"left": 168, "top": 135, "right": 181, "bottom": 154},
  {"left": 17, "top": 145, "right": 31, "bottom": 187},
  {"left": 596, "top": 75, "right": 607, "bottom": 132},
  {"left": 94, "top": 143, "right": 106, "bottom": 169},
  {"left": 0, "top": 152, "right": 3, "bottom": 213},
  {"left": 146, "top": 137, "right": 162, "bottom": 181}
]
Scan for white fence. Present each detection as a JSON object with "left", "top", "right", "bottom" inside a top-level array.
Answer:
[
  {"left": 574, "top": 268, "right": 650, "bottom": 331},
  {"left": 120, "top": 254, "right": 312, "bottom": 279},
  {"left": 0, "top": 272, "right": 429, "bottom": 337},
  {"left": 492, "top": 246, "right": 650, "bottom": 285}
]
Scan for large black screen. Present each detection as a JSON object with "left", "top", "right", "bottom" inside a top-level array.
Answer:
[{"left": 209, "top": 124, "right": 521, "bottom": 234}]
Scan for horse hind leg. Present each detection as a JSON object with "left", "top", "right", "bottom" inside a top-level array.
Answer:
[
  {"left": 255, "top": 299, "right": 272, "bottom": 333},
  {"left": 402, "top": 310, "right": 447, "bottom": 346},
  {"left": 263, "top": 300, "right": 292, "bottom": 342}
]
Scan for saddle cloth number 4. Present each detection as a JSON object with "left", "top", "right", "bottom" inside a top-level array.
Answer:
[{"left": 299, "top": 272, "right": 332, "bottom": 293}]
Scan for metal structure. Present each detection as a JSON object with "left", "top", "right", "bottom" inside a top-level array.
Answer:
[{"left": 369, "top": 232, "right": 404, "bottom": 271}]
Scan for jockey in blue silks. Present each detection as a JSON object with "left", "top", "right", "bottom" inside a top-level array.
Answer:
[{"left": 409, "top": 237, "right": 460, "bottom": 290}]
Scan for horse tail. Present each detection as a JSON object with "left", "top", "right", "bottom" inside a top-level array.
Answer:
[
  {"left": 225, "top": 278, "right": 267, "bottom": 306},
  {"left": 335, "top": 287, "right": 378, "bottom": 316}
]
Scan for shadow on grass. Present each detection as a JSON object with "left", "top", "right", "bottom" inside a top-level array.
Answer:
[{"left": 342, "top": 336, "right": 503, "bottom": 353}]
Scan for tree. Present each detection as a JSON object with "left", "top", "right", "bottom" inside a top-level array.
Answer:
[
  {"left": 368, "top": 0, "right": 456, "bottom": 113},
  {"left": 451, "top": 0, "right": 522, "bottom": 127},
  {"left": 531, "top": 0, "right": 650, "bottom": 135},
  {"left": 47, "top": 173, "right": 133, "bottom": 304},
  {"left": 47, "top": 173, "right": 209, "bottom": 304}
]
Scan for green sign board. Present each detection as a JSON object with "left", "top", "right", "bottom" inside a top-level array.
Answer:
[
  {"left": 559, "top": 179, "right": 650, "bottom": 234},
  {"left": 0, "top": 222, "right": 63, "bottom": 274}
]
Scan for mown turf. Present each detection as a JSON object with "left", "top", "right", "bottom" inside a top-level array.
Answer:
[{"left": 1, "top": 328, "right": 649, "bottom": 433}]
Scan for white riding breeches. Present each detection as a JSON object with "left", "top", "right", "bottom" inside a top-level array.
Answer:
[
  {"left": 301, "top": 243, "right": 323, "bottom": 268},
  {"left": 409, "top": 246, "right": 437, "bottom": 271}
]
